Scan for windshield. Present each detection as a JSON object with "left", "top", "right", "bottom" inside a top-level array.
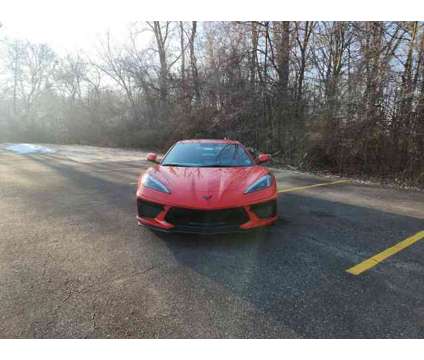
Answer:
[{"left": 161, "top": 142, "right": 254, "bottom": 167}]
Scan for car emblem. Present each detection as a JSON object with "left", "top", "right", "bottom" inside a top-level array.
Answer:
[{"left": 202, "top": 195, "right": 212, "bottom": 200}]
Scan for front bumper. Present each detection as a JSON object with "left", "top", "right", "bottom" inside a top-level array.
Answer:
[{"left": 136, "top": 198, "right": 278, "bottom": 234}]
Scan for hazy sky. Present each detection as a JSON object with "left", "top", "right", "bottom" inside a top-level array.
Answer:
[
  {"left": 0, "top": 0, "right": 417, "bottom": 55},
  {"left": 0, "top": 1, "right": 150, "bottom": 54}
]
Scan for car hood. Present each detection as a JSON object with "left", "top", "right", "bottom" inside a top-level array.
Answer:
[{"left": 145, "top": 165, "right": 271, "bottom": 208}]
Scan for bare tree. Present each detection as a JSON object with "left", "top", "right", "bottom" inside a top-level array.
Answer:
[{"left": 1, "top": 21, "right": 423, "bottom": 186}]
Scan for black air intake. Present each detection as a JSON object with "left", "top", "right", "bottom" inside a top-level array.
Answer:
[
  {"left": 165, "top": 207, "right": 249, "bottom": 226},
  {"left": 250, "top": 200, "right": 277, "bottom": 219},
  {"left": 137, "top": 199, "right": 164, "bottom": 218}
]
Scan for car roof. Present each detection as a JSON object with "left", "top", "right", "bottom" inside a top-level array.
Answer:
[{"left": 177, "top": 139, "right": 241, "bottom": 144}]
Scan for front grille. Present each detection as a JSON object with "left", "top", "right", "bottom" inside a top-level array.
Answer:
[
  {"left": 137, "top": 199, "right": 164, "bottom": 218},
  {"left": 250, "top": 200, "right": 277, "bottom": 219},
  {"left": 165, "top": 207, "right": 249, "bottom": 227}
]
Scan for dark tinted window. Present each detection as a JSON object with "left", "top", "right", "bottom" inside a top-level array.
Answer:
[{"left": 161, "top": 143, "right": 253, "bottom": 167}]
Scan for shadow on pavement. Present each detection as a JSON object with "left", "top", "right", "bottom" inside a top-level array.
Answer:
[
  {"left": 155, "top": 192, "right": 424, "bottom": 338},
  {"left": 22, "top": 155, "right": 424, "bottom": 338}
]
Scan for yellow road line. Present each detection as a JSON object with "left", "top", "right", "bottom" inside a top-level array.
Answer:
[
  {"left": 346, "top": 230, "right": 424, "bottom": 275},
  {"left": 278, "top": 179, "right": 350, "bottom": 193}
]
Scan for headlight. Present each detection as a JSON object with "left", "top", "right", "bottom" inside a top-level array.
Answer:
[
  {"left": 244, "top": 174, "right": 273, "bottom": 194},
  {"left": 142, "top": 174, "right": 171, "bottom": 194}
]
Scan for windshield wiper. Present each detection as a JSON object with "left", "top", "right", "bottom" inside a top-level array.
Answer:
[
  {"left": 161, "top": 163, "right": 194, "bottom": 167},
  {"left": 201, "top": 164, "right": 244, "bottom": 168}
]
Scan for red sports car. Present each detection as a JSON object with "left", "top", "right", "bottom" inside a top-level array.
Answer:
[{"left": 136, "top": 139, "right": 278, "bottom": 234}]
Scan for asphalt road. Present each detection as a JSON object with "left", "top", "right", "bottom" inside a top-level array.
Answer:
[{"left": 1, "top": 146, "right": 423, "bottom": 338}]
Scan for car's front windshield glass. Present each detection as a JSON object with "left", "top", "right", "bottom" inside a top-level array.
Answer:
[{"left": 161, "top": 142, "right": 254, "bottom": 167}]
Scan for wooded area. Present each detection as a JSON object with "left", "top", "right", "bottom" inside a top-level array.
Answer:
[{"left": 0, "top": 22, "right": 423, "bottom": 186}]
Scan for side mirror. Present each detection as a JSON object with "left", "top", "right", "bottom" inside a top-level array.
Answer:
[
  {"left": 146, "top": 153, "right": 158, "bottom": 163},
  {"left": 256, "top": 153, "right": 271, "bottom": 164}
]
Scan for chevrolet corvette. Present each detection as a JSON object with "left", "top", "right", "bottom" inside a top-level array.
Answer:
[{"left": 136, "top": 139, "right": 278, "bottom": 234}]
